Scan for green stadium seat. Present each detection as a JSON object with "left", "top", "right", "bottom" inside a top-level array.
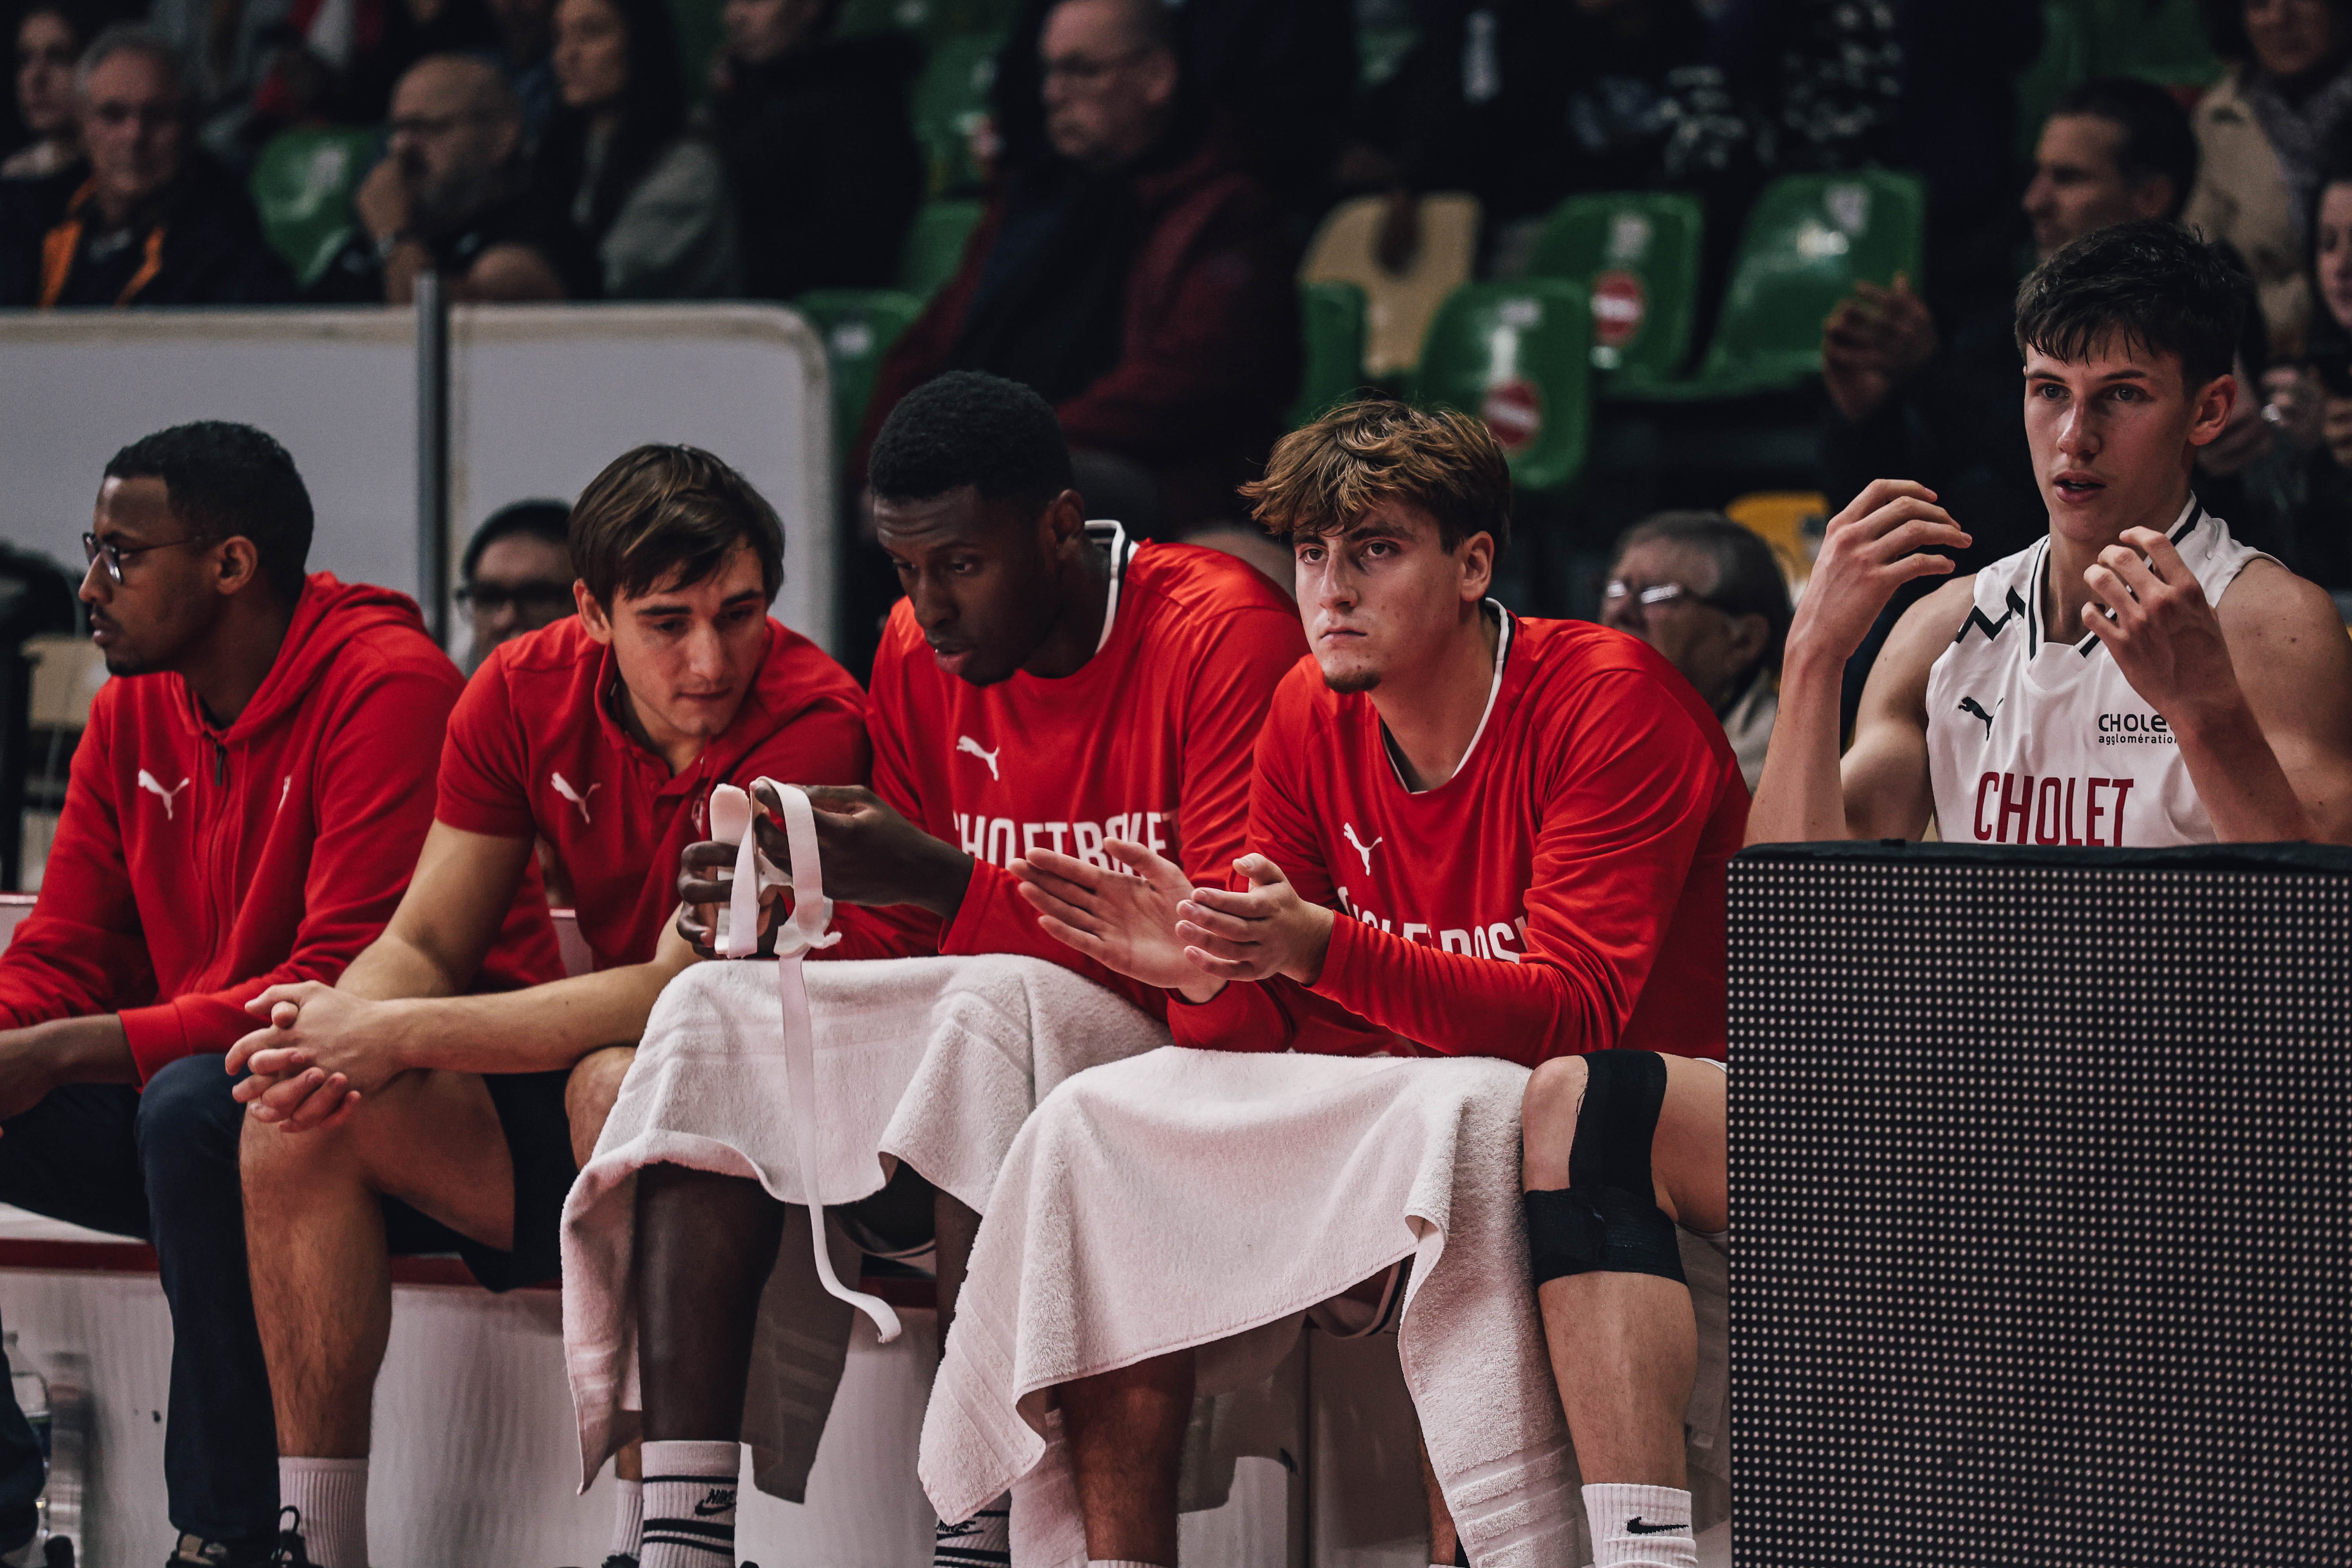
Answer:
[
  {"left": 1292, "top": 280, "right": 1369, "bottom": 426},
  {"left": 1617, "top": 171, "right": 1926, "bottom": 402},
  {"left": 900, "top": 198, "right": 983, "bottom": 298},
  {"left": 1410, "top": 279, "right": 1592, "bottom": 495},
  {"left": 248, "top": 126, "right": 378, "bottom": 288},
  {"left": 2085, "top": 0, "right": 2220, "bottom": 86},
  {"left": 795, "top": 289, "right": 927, "bottom": 459},
  {"left": 911, "top": 33, "right": 1002, "bottom": 195},
  {"left": 1524, "top": 191, "right": 1704, "bottom": 390}
]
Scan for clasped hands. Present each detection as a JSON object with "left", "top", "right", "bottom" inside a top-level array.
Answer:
[
  {"left": 1009, "top": 839, "right": 1334, "bottom": 1004},
  {"left": 224, "top": 982, "right": 402, "bottom": 1134}
]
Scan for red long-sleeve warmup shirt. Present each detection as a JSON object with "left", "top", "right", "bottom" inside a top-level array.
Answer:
[
  {"left": 0, "top": 575, "right": 564, "bottom": 1083},
  {"left": 434, "top": 616, "right": 871, "bottom": 970},
  {"left": 841, "top": 531, "right": 1304, "bottom": 1016},
  {"left": 1170, "top": 613, "right": 1747, "bottom": 1066}
]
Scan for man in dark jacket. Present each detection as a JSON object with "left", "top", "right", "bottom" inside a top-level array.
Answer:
[
  {"left": 858, "top": 0, "right": 1298, "bottom": 534},
  {"left": 0, "top": 27, "right": 291, "bottom": 306},
  {"left": 711, "top": 0, "right": 923, "bottom": 301}
]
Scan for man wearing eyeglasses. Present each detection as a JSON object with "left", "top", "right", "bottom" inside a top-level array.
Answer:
[
  {"left": 0, "top": 25, "right": 290, "bottom": 307},
  {"left": 0, "top": 421, "right": 563, "bottom": 1568},
  {"left": 1600, "top": 512, "right": 1793, "bottom": 791},
  {"left": 311, "top": 53, "right": 591, "bottom": 305},
  {"left": 855, "top": 0, "right": 1297, "bottom": 538},
  {"left": 459, "top": 498, "right": 578, "bottom": 669}
]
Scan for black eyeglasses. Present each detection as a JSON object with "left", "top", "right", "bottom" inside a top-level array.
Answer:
[
  {"left": 457, "top": 580, "right": 575, "bottom": 615},
  {"left": 83, "top": 531, "right": 201, "bottom": 584}
]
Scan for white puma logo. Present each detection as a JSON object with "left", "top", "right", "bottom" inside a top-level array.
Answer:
[
  {"left": 956, "top": 735, "right": 1001, "bottom": 780},
  {"left": 552, "top": 771, "right": 600, "bottom": 824},
  {"left": 1342, "top": 822, "right": 1381, "bottom": 874},
  {"left": 138, "top": 769, "right": 191, "bottom": 820}
]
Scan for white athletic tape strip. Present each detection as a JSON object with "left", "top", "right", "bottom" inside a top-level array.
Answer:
[{"left": 708, "top": 782, "right": 900, "bottom": 1343}]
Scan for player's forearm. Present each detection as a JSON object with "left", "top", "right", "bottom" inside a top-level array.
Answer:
[
  {"left": 335, "top": 928, "right": 469, "bottom": 1002},
  {"left": 2174, "top": 697, "right": 2315, "bottom": 842},
  {"left": 1746, "top": 644, "right": 1854, "bottom": 844},
  {"left": 376, "top": 956, "right": 688, "bottom": 1076}
]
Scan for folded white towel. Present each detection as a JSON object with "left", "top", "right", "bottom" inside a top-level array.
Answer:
[
  {"left": 919, "top": 1047, "right": 1730, "bottom": 1567},
  {"left": 561, "top": 952, "right": 1170, "bottom": 1501}
]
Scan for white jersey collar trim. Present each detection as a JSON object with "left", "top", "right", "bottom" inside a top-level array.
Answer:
[
  {"left": 1384, "top": 600, "right": 1512, "bottom": 794},
  {"left": 1085, "top": 519, "right": 1136, "bottom": 655}
]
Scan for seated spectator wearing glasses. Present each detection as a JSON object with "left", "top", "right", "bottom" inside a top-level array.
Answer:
[
  {"left": 5, "top": 2, "right": 92, "bottom": 182},
  {"left": 534, "top": 0, "right": 740, "bottom": 298},
  {"left": 0, "top": 422, "right": 560, "bottom": 1568},
  {"left": 459, "top": 499, "right": 576, "bottom": 668},
  {"left": 1600, "top": 512, "right": 1791, "bottom": 793},
  {"left": 709, "top": 0, "right": 922, "bottom": 302},
  {"left": 0, "top": 27, "right": 291, "bottom": 306},
  {"left": 858, "top": 0, "right": 1298, "bottom": 535},
  {"left": 312, "top": 53, "right": 591, "bottom": 303}
]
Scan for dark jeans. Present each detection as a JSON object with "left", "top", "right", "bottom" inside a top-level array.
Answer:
[{"left": 0, "top": 1056, "right": 278, "bottom": 1546}]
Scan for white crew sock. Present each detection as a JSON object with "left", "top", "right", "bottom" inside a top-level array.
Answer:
[
  {"left": 935, "top": 1492, "right": 1010, "bottom": 1565},
  {"left": 639, "top": 1440, "right": 741, "bottom": 1568},
  {"left": 612, "top": 1478, "right": 645, "bottom": 1557},
  {"left": 279, "top": 1457, "right": 369, "bottom": 1568},
  {"left": 1583, "top": 1483, "right": 1696, "bottom": 1568}
]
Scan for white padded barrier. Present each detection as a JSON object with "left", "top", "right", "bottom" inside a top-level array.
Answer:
[{"left": 0, "top": 304, "right": 840, "bottom": 656}]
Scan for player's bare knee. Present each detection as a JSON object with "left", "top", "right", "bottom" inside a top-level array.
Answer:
[
  {"left": 566, "top": 1045, "right": 633, "bottom": 1168},
  {"left": 1520, "top": 1055, "right": 1587, "bottom": 1189}
]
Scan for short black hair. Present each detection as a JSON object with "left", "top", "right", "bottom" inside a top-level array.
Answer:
[
  {"left": 103, "top": 421, "right": 313, "bottom": 602},
  {"left": 867, "top": 371, "right": 1073, "bottom": 519},
  {"left": 2014, "top": 220, "right": 2244, "bottom": 390},
  {"left": 1615, "top": 510, "right": 1793, "bottom": 677},
  {"left": 463, "top": 499, "right": 573, "bottom": 581},
  {"left": 2048, "top": 77, "right": 2198, "bottom": 221}
]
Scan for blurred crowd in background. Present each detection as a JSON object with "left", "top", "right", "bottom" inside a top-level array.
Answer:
[{"left": 4, "top": 0, "right": 2351, "bottom": 708}]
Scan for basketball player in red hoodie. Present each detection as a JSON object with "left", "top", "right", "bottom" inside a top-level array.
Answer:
[
  {"left": 0, "top": 422, "right": 562, "bottom": 1568},
  {"left": 1010, "top": 401, "right": 1737, "bottom": 1568}
]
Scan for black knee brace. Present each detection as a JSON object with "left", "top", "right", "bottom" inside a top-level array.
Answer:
[{"left": 1524, "top": 1050, "right": 1686, "bottom": 1286}]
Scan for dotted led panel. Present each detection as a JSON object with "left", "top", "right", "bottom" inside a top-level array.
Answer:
[{"left": 1727, "top": 842, "right": 2349, "bottom": 1567}]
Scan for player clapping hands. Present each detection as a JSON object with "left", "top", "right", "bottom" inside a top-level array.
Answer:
[{"left": 1012, "top": 840, "right": 1334, "bottom": 1003}]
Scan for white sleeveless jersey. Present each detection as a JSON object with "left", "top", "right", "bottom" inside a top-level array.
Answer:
[{"left": 1924, "top": 500, "right": 2270, "bottom": 849}]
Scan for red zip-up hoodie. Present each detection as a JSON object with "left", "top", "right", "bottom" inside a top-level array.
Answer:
[{"left": 0, "top": 573, "right": 564, "bottom": 1083}]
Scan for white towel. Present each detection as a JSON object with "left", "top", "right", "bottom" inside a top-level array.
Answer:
[
  {"left": 918, "top": 1047, "right": 1731, "bottom": 1567},
  {"left": 561, "top": 952, "right": 1170, "bottom": 1500}
]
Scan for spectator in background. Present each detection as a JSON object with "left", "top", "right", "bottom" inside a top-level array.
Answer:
[
  {"left": 143, "top": 0, "right": 287, "bottom": 160},
  {"left": 458, "top": 498, "right": 575, "bottom": 668},
  {"left": 1601, "top": 512, "right": 1790, "bottom": 791},
  {"left": 709, "top": 0, "right": 923, "bottom": 301},
  {"left": 990, "top": 0, "right": 1358, "bottom": 206},
  {"left": 2246, "top": 143, "right": 2352, "bottom": 600},
  {"left": 5, "top": 1, "right": 91, "bottom": 180},
  {"left": 2186, "top": 0, "right": 2352, "bottom": 357},
  {"left": 0, "top": 27, "right": 291, "bottom": 305},
  {"left": 310, "top": 53, "right": 589, "bottom": 302},
  {"left": 860, "top": 0, "right": 1297, "bottom": 534},
  {"left": 241, "top": 0, "right": 503, "bottom": 146},
  {"left": 537, "top": 0, "right": 740, "bottom": 298},
  {"left": 1351, "top": 0, "right": 1902, "bottom": 270},
  {"left": 1820, "top": 79, "right": 2198, "bottom": 581}
]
